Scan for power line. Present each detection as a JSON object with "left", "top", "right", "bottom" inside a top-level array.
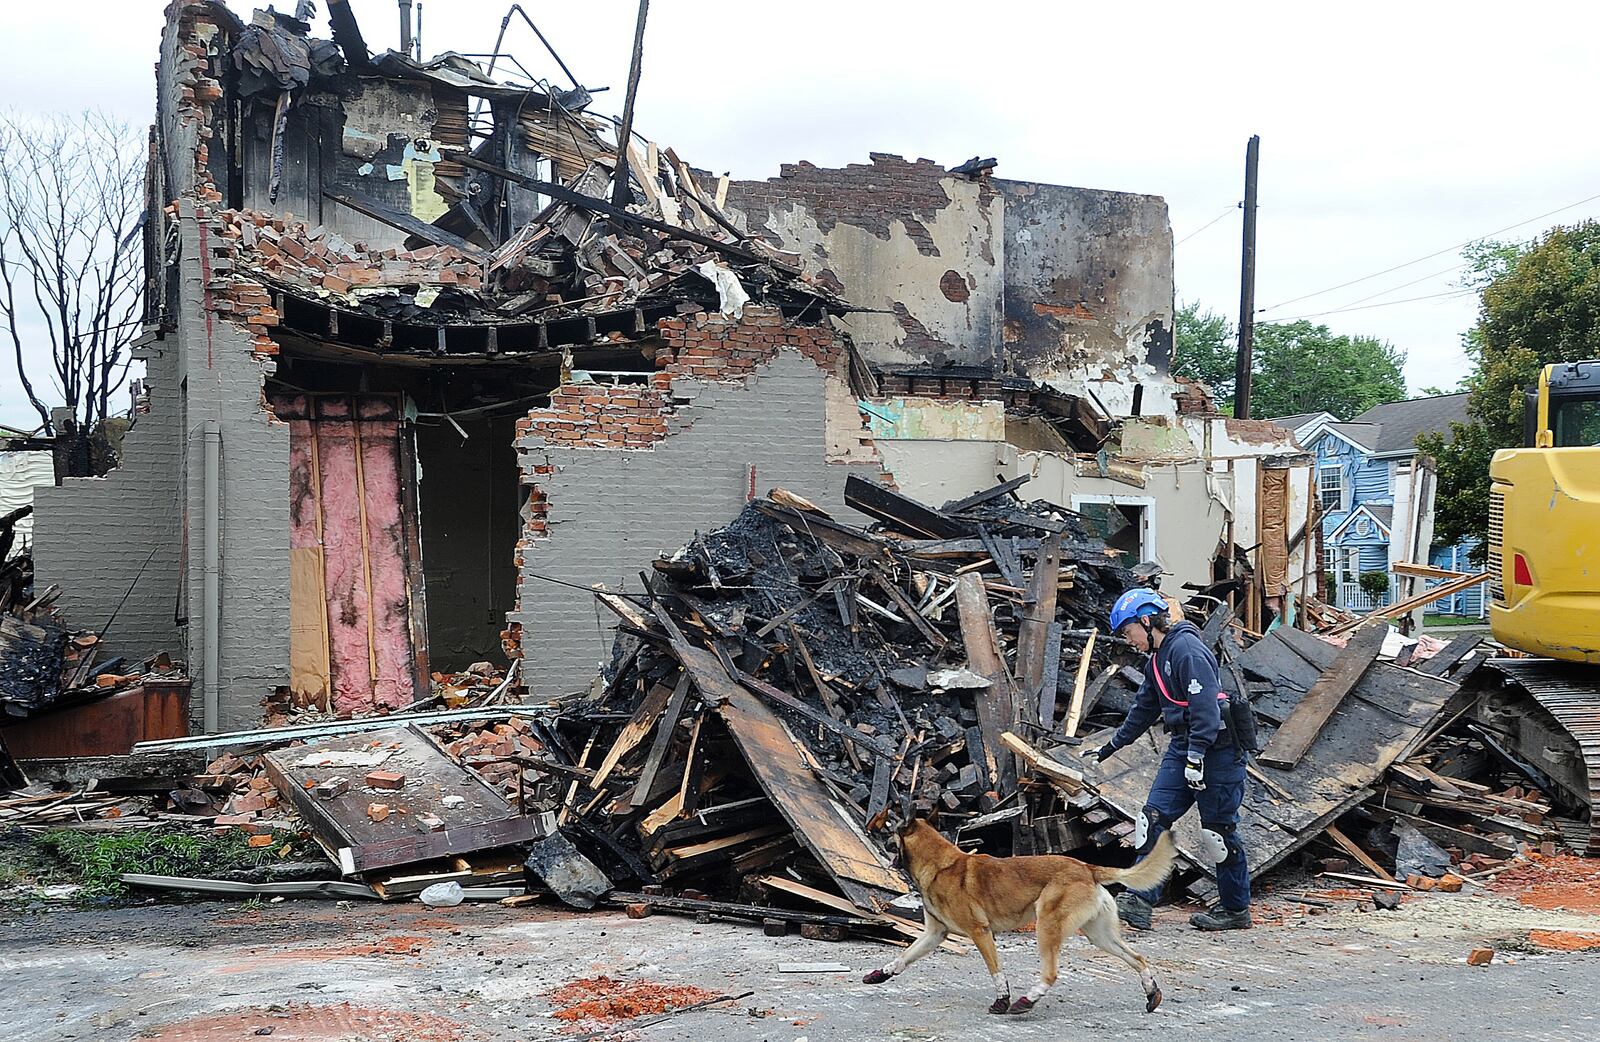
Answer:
[
  {"left": 1274, "top": 288, "right": 1476, "bottom": 323},
  {"left": 1258, "top": 188, "right": 1600, "bottom": 314},
  {"left": 1175, "top": 202, "right": 1240, "bottom": 246},
  {"left": 1320, "top": 260, "right": 1472, "bottom": 312}
]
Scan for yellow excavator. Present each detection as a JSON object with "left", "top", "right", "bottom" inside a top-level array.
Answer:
[
  {"left": 1470, "top": 360, "right": 1600, "bottom": 853},
  {"left": 1488, "top": 360, "right": 1600, "bottom": 661}
]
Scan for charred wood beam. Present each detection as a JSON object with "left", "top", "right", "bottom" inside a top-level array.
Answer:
[
  {"left": 322, "top": 191, "right": 491, "bottom": 263},
  {"left": 326, "top": 0, "right": 374, "bottom": 71},
  {"left": 440, "top": 150, "right": 768, "bottom": 264}
]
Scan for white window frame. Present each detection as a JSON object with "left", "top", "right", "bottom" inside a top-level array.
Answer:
[
  {"left": 1318, "top": 462, "right": 1345, "bottom": 511},
  {"left": 1070, "top": 494, "right": 1156, "bottom": 562}
]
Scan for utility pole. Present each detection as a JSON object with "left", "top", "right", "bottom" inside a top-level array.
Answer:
[
  {"left": 1233, "top": 134, "right": 1260, "bottom": 418},
  {"left": 610, "top": 0, "right": 651, "bottom": 209}
]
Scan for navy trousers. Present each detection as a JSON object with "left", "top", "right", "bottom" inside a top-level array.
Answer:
[{"left": 1128, "top": 740, "right": 1251, "bottom": 911}]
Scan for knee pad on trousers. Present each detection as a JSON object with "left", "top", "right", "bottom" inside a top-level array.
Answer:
[
  {"left": 1134, "top": 806, "right": 1171, "bottom": 852},
  {"left": 1199, "top": 821, "right": 1242, "bottom": 866}
]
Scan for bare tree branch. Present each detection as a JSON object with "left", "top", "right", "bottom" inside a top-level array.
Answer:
[{"left": 0, "top": 111, "right": 146, "bottom": 458}]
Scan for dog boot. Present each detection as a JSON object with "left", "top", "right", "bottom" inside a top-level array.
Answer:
[
  {"left": 1116, "top": 892, "right": 1154, "bottom": 931},
  {"left": 1190, "top": 907, "right": 1252, "bottom": 931}
]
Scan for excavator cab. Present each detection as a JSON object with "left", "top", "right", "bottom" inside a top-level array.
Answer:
[
  {"left": 1490, "top": 361, "right": 1600, "bottom": 662},
  {"left": 1522, "top": 362, "right": 1600, "bottom": 448}
]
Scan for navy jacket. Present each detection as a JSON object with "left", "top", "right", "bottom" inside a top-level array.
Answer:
[{"left": 1108, "top": 621, "right": 1228, "bottom": 759}]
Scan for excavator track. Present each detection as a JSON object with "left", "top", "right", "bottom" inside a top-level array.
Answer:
[{"left": 1476, "top": 659, "right": 1600, "bottom": 855}]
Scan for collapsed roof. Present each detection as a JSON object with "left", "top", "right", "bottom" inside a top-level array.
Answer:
[{"left": 192, "top": 3, "right": 847, "bottom": 351}]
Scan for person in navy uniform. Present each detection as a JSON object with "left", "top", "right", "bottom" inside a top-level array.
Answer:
[{"left": 1089, "top": 588, "right": 1252, "bottom": 931}]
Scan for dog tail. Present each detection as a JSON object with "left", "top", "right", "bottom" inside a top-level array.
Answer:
[{"left": 1091, "top": 831, "right": 1177, "bottom": 892}]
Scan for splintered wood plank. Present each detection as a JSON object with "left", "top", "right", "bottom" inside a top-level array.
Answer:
[
  {"left": 716, "top": 684, "right": 906, "bottom": 898},
  {"left": 1417, "top": 634, "right": 1487, "bottom": 677},
  {"left": 1323, "top": 823, "right": 1397, "bottom": 882},
  {"left": 1259, "top": 620, "right": 1388, "bottom": 770},
  {"left": 755, "top": 874, "right": 967, "bottom": 953},
  {"left": 1038, "top": 622, "right": 1065, "bottom": 729},
  {"left": 590, "top": 681, "right": 674, "bottom": 790},
  {"left": 1014, "top": 534, "right": 1062, "bottom": 726},
  {"left": 263, "top": 725, "right": 548, "bottom": 876},
  {"left": 844, "top": 474, "right": 972, "bottom": 539},
  {"left": 1062, "top": 628, "right": 1098, "bottom": 737},
  {"left": 1000, "top": 731, "right": 1083, "bottom": 794},
  {"left": 954, "top": 573, "right": 1018, "bottom": 794},
  {"left": 624, "top": 671, "right": 691, "bottom": 811}
]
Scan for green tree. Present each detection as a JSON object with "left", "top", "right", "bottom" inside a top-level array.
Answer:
[
  {"left": 1171, "top": 300, "right": 1237, "bottom": 405},
  {"left": 1249, "top": 320, "right": 1408, "bottom": 418},
  {"left": 1419, "top": 222, "right": 1600, "bottom": 555}
]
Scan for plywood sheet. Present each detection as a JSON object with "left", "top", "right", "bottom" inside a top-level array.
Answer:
[
  {"left": 264, "top": 725, "right": 548, "bottom": 875},
  {"left": 716, "top": 683, "right": 907, "bottom": 902}
]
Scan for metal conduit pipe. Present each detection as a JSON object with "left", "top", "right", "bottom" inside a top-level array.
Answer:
[{"left": 202, "top": 421, "right": 222, "bottom": 734}]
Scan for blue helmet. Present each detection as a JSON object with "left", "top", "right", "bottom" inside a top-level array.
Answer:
[{"left": 1109, "top": 587, "right": 1168, "bottom": 632}]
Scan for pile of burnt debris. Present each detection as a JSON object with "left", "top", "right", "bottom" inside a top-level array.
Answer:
[
  {"left": 3, "top": 481, "right": 1594, "bottom": 933},
  {"left": 2, "top": 506, "right": 189, "bottom": 787}
]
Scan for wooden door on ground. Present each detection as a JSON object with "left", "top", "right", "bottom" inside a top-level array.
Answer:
[{"left": 275, "top": 394, "right": 429, "bottom": 714}]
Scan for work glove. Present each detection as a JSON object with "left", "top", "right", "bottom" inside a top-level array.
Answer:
[
  {"left": 1184, "top": 756, "right": 1206, "bottom": 791},
  {"left": 1093, "top": 743, "right": 1118, "bottom": 763}
]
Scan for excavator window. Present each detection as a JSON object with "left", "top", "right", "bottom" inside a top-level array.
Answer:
[{"left": 1551, "top": 395, "right": 1600, "bottom": 447}]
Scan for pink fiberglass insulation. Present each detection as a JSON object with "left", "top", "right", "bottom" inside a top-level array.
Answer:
[
  {"left": 355, "top": 398, "right": 415, "bottom": 709},
  {"left": 314, "top": 401, "right": 376, "bottom": 713}
]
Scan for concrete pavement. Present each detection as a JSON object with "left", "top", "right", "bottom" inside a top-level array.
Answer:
[{"left": 2, "top": 891, "right": 1597, "bottom": 1042}]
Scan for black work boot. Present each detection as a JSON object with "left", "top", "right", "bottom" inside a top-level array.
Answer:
[
  {"left": 1190, "top": 907, "right": 1252, "bottom": 931},
  {"left": 1116, "top": 892, "right": 1154, "bottom": 931}
]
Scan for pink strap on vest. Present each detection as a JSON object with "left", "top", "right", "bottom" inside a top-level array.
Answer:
[
  {"left": 1149, "top": 649, "right": 1226, "bottom": 709},
  {"left": 1150, "top": 659, "right": 1187, "bottom": 706}
]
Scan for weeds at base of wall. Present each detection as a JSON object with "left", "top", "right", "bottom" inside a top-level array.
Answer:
[{"left": 0, "top": 826, "right": 312, "bottom": 904}]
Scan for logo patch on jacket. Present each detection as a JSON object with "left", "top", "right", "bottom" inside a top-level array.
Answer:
[{"left": 1188, "top": 679, "right": 1203, "bottom": 695}]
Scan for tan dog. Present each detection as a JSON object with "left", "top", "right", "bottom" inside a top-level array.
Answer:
[{"left": 863, "top": 813, "right": 1176, "bottom": 1015}]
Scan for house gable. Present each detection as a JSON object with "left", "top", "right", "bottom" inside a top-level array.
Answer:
[{"left": 1329, "top": 502, "right": 1392, "bottom": 544}]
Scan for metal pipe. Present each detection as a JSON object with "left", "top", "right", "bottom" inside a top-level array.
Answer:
[
  {"left": 414, "top": 2, "right": 423, "bottom": 60},
  {"left": 398, "top": 0, "right": 413, "bottom": 55},
  {"left": 202, "top": 422, "right": 222, "bottom": 734}
]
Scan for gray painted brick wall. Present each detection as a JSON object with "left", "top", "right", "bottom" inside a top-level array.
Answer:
[
  {"left": 34, "top": 205, "right": 292, "bottom": 732},
  {"left": 171, "top": 213, "right": 292, "bottom": 730},
  {"left": 32, "top": 326, "right": 186, "bottom": 665},
  {"left": 513, "top": 350, "right": 884, "bottom": 696}
]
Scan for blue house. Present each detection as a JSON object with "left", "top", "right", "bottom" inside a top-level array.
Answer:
[{"left": 1270, "top": 393, "right": 1485, "bottom": 619}]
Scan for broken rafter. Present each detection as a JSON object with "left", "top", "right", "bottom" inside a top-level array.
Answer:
[
  {"left": 322, "top": 190, "right": 491, "bottom": 262},
  {"left": 441, "top": 151, "right": 768, "bottom": 264}
]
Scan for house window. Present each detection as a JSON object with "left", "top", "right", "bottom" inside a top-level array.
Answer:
[
  {"left": 1318, "top": 464, "right": 1344, "bottom": 510},
  {"left": 1354, "top": 515, "right": 1372, "bottom": 537},
  {"left": 1070, "top": 495, "right": 1156, "bottom": 568}
]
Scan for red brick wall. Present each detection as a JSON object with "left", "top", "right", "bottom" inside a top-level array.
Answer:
[
  {"left": 721, "top": 153, "right": 987, "bottom": 257},
  {"left": 516, "top": 305, "right": 845, "bottom": 451},
  {"left": 513, "top": 306, "right": 852, "bottom": 590}
]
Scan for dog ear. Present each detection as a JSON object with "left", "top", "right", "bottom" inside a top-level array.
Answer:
[{"left": 925, "top": 804, "right": 942, "bottom": 831}]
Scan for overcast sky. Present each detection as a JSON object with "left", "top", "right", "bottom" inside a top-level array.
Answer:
[{"left": 4, "top": 0, "right": 1597, "bottom": 428}]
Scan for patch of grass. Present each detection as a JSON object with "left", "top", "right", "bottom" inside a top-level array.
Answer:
[
  {"left": 1423, "top": 614, "right": 1488, "bottom": 628},
  {"left": 38, "top": 826, "right": 310, "bottom": 902}
]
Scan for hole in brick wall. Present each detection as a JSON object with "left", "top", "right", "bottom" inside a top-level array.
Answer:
[{"left": 269, "top": 344, "right": 561, "bottom": 672}]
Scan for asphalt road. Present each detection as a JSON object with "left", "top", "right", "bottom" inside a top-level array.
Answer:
[{"left": 2, "top": 890, "right": 1597, "bottom": 1042}]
